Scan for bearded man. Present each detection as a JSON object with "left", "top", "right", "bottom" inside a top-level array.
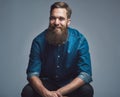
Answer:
[{"left": 21, "top": 2, "right": 94, "bottom": 97}]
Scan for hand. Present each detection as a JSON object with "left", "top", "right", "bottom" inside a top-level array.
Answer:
[{"left": 42, "top": 90, "right": 63, "bottom": 97}]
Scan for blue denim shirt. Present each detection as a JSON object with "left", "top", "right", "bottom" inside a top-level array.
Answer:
[{"left": 27, "top": 27, "right": 92, "bottom": 86}]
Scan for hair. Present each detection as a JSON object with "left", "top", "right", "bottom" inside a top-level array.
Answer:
[{"left": 50, "top": 2, "right": 72, "bottom": 19}]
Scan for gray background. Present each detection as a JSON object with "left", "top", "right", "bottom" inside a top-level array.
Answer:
[{"left": 0, "top": 0, "right": 120, "bottom": 97}]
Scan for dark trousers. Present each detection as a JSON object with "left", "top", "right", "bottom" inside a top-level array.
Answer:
[{"left": 21, "top": 81, "right": 94, "bottom": 97}]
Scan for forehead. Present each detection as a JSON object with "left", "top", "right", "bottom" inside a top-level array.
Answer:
[{"left": 51, "top": 8, "right": 67, "bottom": 17}]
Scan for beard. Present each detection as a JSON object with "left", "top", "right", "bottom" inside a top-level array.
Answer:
[{"left": 46, "top": 24, "right": 68, "bottom": 46}]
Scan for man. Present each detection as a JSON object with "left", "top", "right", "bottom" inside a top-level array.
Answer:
[{"left": 21, "top": 2, "right": 94, "bottom": 97}]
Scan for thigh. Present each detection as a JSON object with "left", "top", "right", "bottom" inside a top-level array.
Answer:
[
  {"left": 66, "top": 84, "right": 94, "bottom": 97},
  {"left": 21, "top": 84, "right": 41, "bottom": 97},
  {"left": 21, "top": 79, "right": 58, "bottom": 97}
]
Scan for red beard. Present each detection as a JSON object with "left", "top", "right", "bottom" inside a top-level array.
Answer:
[{"left": 46, "top": 24, "right": 68, "bottom": 46}]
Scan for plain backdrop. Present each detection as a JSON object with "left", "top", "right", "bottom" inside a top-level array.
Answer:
[{"left": 0, "top": 0, "right": 120, "bottom": 97}]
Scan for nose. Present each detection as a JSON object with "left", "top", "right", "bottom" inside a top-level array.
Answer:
[{"left": 54, "top": 18, "right": 60, "bottom": 25}]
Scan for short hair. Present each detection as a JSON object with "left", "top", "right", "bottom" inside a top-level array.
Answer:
[{"left": 50, "top": 2, "right": 72, "bottom": 19}]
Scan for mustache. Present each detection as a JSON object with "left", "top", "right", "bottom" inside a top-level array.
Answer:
[{"left": 48, "top": 24, "right": 63, "bottom": 30}]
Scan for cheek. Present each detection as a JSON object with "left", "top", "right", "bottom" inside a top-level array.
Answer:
[
  {"left": 49, "top": 20, "right": 55, "bottom": 24},
  {"left": 61, "top": 22, "right": 68, "bottom": 27},
  {"left": 61, "top": 20, "right": 69, "bottom": 25}
]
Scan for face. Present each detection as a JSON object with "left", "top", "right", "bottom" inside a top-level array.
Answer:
[
  {"left": 49, "top": 8, "right": 70, "bottom": 32},
  {"left": 46, "top": 8, "right": 71, "bottom": 45}
]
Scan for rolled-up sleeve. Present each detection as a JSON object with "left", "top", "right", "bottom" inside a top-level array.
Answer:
[
  {"left": 27, "top": 39, "right": 42, "bottom": 78},
  {"left": 78, "top": 72, "right": 92, "bottom": 83},
  {"left": 77, "top": 36, "right": 92, "bottom": 83}
]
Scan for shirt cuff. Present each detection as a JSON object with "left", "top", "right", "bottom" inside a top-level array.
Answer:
[
  {"left": 27, "top": 72, "right": 39, "bottom": 78},
  {"left": 78, "top": 72, "right": 92, "bottom": 83}
]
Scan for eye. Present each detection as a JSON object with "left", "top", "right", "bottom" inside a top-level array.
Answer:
[
  {"left": 49, "top": 16, "right": 66, "bottom": 21},
  {"left": 49, "top": 16, "right": 56, "bottom": 20},
  {"left": 59, "top": 17, "right": 65, "bottom": 21}
]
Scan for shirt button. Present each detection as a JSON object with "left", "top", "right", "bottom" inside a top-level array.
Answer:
[
  {"left": 55, "top": 75, "right": 59, "bottom": 78},
  {"left": 57, "top": 65, "right": 60, "bottom": 68}
]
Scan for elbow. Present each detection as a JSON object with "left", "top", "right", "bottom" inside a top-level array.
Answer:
[
  {"left": 78, "top": 72, "right": 93, "bottom": 83},
  {"left": 27, "top": 72, "right": 40, "bottom": 82}
]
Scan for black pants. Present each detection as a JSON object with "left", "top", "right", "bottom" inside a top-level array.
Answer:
[{"left": 21, "top": 81, "right": 94, "bottom": 97}]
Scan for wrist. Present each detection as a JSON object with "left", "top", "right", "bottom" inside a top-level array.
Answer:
[
  {"left": 40, "top": 87, "right": 49, "bottom": 96},
  {"left": 57, "top": 89, "right": 64, "bottom": 96}
]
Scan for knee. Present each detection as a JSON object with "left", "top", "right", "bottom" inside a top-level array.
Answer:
[
  {"left": 21, "top": 84, "right": 34, "bottom": 97},
  {"left": 78, "top": 84, "right": 94, "bottom": 97}
]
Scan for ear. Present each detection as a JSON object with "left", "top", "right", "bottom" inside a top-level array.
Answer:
[{"left": 67, "top": 19, "right": 71, "bottom": 26}]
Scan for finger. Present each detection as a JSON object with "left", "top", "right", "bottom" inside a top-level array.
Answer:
[{"left": 56, "top": 92, "right": 62, "bottom": 97}]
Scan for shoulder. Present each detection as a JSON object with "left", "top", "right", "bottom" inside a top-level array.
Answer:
[
  {"left": 68, "top": 27, "right": 85, "bottom": 40},
  {"left": 68, "top": 27, "right": 89, "bottom": 50},
  {"left": 33, "top": 29, "right": 47, "bottom": 44}
]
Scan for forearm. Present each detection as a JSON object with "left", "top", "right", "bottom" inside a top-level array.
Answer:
[
  {"left": 28, "top": 76, "right": 48, "bottom": 96},
  {"left": 57, "top": 77, "right": 85, "bottom": 95}
]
